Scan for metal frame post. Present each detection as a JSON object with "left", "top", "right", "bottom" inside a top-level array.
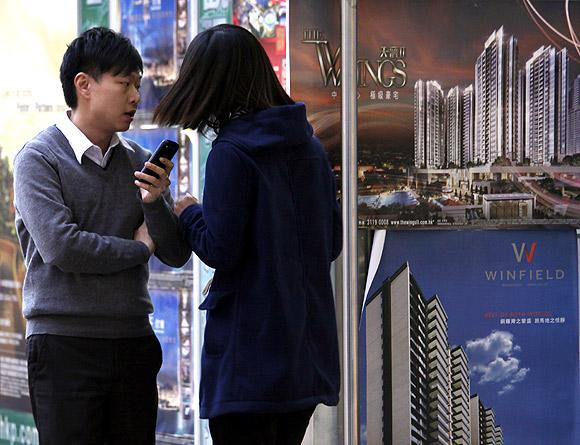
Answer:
[{"left": 341, "top": 0, "right": 359, "bottom": 444}]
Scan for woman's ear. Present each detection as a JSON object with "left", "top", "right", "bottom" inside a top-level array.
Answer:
[{"left": 74, "top": 72, "right": 92, "bottom": 102}]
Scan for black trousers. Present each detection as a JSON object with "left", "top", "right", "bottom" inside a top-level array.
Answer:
[
  {"left": 209, "top": 407, "right": 315, "bottom": 445},
  {"left": 27, "top": 334, "right": 162, "bottom": 445}
]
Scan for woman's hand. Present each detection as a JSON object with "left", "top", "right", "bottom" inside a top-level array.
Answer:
[
  {"left": 174, "top": 193, "right": 199, "bottom": 218},
  {"left": 134, "top": 158, "right": 173, "bottom": 203}
]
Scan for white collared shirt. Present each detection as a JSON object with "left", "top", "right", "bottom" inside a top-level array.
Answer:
[{"left": 56, "top": 112, "right": 134, "bottom": 168}]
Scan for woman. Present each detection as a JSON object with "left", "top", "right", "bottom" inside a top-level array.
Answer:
[{"left": 154, "top": 24, "right": 342, "bottom": 445}]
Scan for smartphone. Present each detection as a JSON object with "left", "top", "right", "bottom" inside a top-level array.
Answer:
[{"left": 140, "top": 139, "right": 179, "bottom": 185}]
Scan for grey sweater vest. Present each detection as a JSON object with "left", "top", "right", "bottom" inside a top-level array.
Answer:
[{"left": 13, "top": 125, "right": 190, "bottom": 338}]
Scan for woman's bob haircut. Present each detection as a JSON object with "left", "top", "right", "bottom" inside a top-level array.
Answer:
[{"left": 153, "top": 24, "right": 294, "bottom": 134}]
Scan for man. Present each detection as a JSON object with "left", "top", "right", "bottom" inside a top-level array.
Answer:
[{"left": 13, "top": 27, "right": 190, "bottom": 445}]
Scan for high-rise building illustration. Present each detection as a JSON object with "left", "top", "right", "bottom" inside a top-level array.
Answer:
[
  {"left": 447, "top": 348, "right": 454, "bottom": 442},
  {"left": 426, "top": 296, "right": 451, "bottom": 443},
  {"left": 364, "top": 278, "right": 385, "bottom": 445},
  {"left": 364, "top": 263, "right": 429, "bottom": 444},
  {"left": 415, "top": 80, "right": 445, "bottom": 168},
  {"left": 447, "top": 87, "right": 462, "bottom": 167},
  {"left": 524, "top": 46, "right": 569, "bottom": 165},
  {"left": 495, "top": 426, "right": 504, "bottom": 445},
  {"left": 413, "top": 26, "right": 573, "bottom": 171},
  {"left": 556, "top": 48, "right": 568, "bottom": 159},
  {"left": 462, "top": 85, "right": 475, "bottom": 166},
  {"left": 568, "top": 74, "right": 580, "bottom": 155},
  {"left": 517, "top": 69, "right": 526, "bottom": 162},
  {"left": 364, "top": 264, "right": 503, "bottom": 444},
  {"left": 475, "top": 27, "right": 517, "bottom": 164},
  {"left": 470, "top": 395, "right": 486, "bottom": 445},
  {"left": 427, "top": 80, "right": 445, "bottom": 168},
  {"left": 469, "top": 395, "right": 502, "bottom": 445},
  {"left": 450, "top": 347, "right": 471, "bottom": 444},
  {"left": 504, "top": 36, "right": 518, "bottom": 162},
  {"left": 484, "top": 408, "right": 496, "bottom": 445},
  {"left": 415, "top": 80, "right": 427, "bottom": 167}
]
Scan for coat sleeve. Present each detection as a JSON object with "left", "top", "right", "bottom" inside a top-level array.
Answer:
[
  {"left": 178, "top": 143, "right": 251, "bottom": 271},
  {"left": 13, "top": 147, "right": 151, "bottom": 274},
  {"left": 142, "top": 191, "right": 191, "bottom": 268}
]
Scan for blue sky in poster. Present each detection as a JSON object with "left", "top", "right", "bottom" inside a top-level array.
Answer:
[{"left": 367, "top": 229, "right": 580, "bottom": 444}]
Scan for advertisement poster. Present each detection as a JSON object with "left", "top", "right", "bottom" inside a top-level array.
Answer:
[
  {"left": 0, "top": 4, "right": 76, "bottom": 442},
  {"left": 234, "top": 0, "right": 287, "bottom": 89},
  {"left": 0, "top": 237, "right": 26, "bottom": 413},
  {"left": 120, "top": 0, "right": 176, "bottom": 121},
  {"left": 79, "top": 0, "right": 109, "bottom": 32},
  {"left": 150, "top": 289, "right": 194, "bottom": 441},
  {"left": 176, "top": 0, "right": 189, "bottom": 68},
  {"left": 290, "top": 0, "right": 580, "bottom": 228},
  {"left": 0, "top": 2, "right": 75, "bottom": 164},
  {"left": 362, "top": 229, "right": 580, "bottom": 444},
  {"left": 198, "top": 0, "right": 232, "bottom": 30}
]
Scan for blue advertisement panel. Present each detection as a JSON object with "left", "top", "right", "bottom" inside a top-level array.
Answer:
[
  {"left": 120, "top": 0, "right": 176, "bottom": 120},
  {"left": 150, "top": 289, "right": 194, "bottom": 439},
  {"left": 362, "top": 229, "right": 580, "bottom": 444}
]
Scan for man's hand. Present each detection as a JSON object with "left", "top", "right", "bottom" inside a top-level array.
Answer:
[
  {"left": 134, "top": 158, "right": 173, "bottom": 204},
  {"left": 134, "top": 222, "right": 155, "bottom": 255},
  {"left": 174, "top": 194, "right": 199, "bottom": 218}
]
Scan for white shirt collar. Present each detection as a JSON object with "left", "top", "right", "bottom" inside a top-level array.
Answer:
[{"left": 56, "top": 111, "right": 134, "bottom": 167}]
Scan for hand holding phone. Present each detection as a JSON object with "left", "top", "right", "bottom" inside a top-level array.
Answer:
[{"left": 140, "top": 139, "right": 179, "bottom": 185}]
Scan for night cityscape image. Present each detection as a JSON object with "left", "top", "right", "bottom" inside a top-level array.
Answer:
[
  {"left": 404, "top": 26, "right": 580, "bottom": 226},
  {"left": 357, "top": 21, "right": 580, "bottom": 227},
  {"left": 291, "top": 1, "right": 580, "bottom": 228}
]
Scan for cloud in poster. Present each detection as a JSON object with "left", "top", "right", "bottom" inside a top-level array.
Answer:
[{"left": 466, "top": 330, "right": 530, "bottom": 396}]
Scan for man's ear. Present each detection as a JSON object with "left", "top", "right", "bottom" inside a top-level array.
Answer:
[{"left": 74, "top": 72, "right": 92, "bottom": 101}]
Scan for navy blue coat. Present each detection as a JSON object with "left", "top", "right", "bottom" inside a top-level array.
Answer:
[{"left": 179, "top": 103, "right": 342, "bottom": 419}]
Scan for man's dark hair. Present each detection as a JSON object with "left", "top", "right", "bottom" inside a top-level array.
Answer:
[
  {"left": 60, "top": 27, "right": 143, "bottom": 108},
  {"left": 153, "top": 24, "right": 294, "bottom": 134}
]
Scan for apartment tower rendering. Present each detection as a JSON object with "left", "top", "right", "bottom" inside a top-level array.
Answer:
[
  {"left": 525, "top": 46, "right": 569, "bottom": 164},
  {"left": 570, "top": 75, "right": 580, "bottom": 154},
  {"left": 450, "top": 346, "right": 471, "bottom": 444},
  {"left": 474, "top": 27, "right": 515, "bottom": 164},
  {"left": 446, "top": 87, "right": 462, "bottom": 167},
  {"left": 462, "top": 85, "right": 475, "bottom": 167},
  {"left": 415, "top": 80, "right": 445, "bottom": 168},
  {"left": 470, "top": 395, "right": 504, "bottom": 445},
  {"left": 414, "top": 26, "right": 573, "bottom": 168},
  {"left": 364, "top": 263, "right": 502, "bottom": 444},
  {"left": 426, "top": 295, "right": 451, "bottom": 443}
]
